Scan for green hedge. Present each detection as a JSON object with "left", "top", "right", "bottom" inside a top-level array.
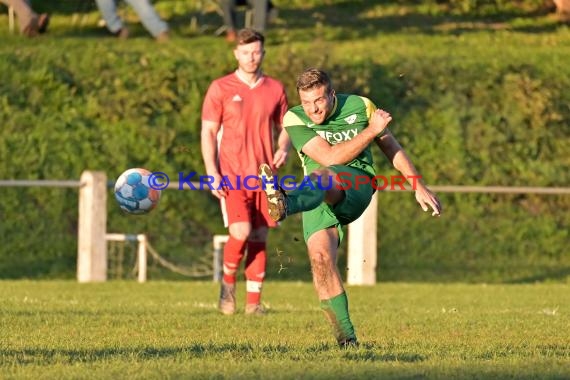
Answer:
[{"left": 0, "top": 1, "right": 568, "bottom": 282}]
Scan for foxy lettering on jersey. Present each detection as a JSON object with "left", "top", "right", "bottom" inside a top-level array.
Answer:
[{"left": 315, "top": 128, "right": 358, "bottom": 144}]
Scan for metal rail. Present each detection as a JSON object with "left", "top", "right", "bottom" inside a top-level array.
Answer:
[
  {"left": 1, "top": 180, "right": 569, "bottom": 195},
  {"left": 381, "top": 185, "right": 570, "bottom": 194},
  {"left": 0, "top": 180, "right": 83, "bottom": 188}
]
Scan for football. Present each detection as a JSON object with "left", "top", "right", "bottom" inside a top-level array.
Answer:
[{"left": 114, "top": 168, "right": 161, "bottom": 214}]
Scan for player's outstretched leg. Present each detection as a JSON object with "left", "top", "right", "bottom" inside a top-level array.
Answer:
[
  {"left": 258, "top": 164, "right": 327, "bottom": 222},
  {"left": 258, "top": 163, "right": 288, "bottom": 222}
]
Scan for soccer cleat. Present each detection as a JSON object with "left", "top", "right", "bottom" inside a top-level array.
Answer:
[
  {"left": 22, "top": 16, "right": 39, "bottom": 37},
  {"left": 338, "top": 337, "right": 359, "bottom": 349},
  {"left": 155, "top": 30, "right": 170, "bottom": 43},
  {"left": 258, "top": 164, "right": 288, "bottom": 222},
  {"left": 114, "top": 27, "right": 129, "bottom": 39},
  {"left": 245, "top": 303, "right": 266, "bottom": 316},
  {"left": 218, "top": 280, "right": 236, "bottom": 315},
  {"left": 225, "top": 29, "right": 237, "bottom": 43}
]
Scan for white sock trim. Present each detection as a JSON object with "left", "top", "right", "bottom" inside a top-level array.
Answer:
[
  {"left": 223, "top": 263, "right": 237, "bottom": 275},
  {"left": 246, "top": 280, "right": 263, "bottom": 293}
]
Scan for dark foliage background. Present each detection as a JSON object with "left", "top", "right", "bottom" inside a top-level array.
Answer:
[{"left": 0, "top": 0, "right": 568, "bottom": 282}]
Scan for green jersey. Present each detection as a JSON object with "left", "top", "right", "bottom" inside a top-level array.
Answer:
[{"left": 283, "top": 94, "right": 380, "bottom": 177}]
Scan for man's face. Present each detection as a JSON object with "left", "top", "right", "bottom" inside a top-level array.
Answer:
[
  {"left": 299, "top": 85, "right": 335, "bottom": 125},
  {"left": 234, "top": 41, "right": 264, "bottom": 74}
]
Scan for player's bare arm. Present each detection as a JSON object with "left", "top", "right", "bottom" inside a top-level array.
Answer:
[
  {"left": 200, "top": 119, "right": 228, "bottom": 199},
  {"left": 369, "top": 108, "right": 392, "bottom": 133},
  {"left": 298, "top": 109, "right": 392, "bottom": 167},
  {"left": 375, "top": 132, "right": 442, "bottom": 216}
]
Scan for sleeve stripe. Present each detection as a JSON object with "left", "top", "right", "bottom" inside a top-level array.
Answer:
[
  {"left": 283, "top": 110, "right": 305, "bottom": 128},
  {"left": 359, "top": 96, "right": 377, "bottom": 121}
]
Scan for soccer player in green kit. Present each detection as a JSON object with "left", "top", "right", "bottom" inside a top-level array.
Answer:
[{"left": 258, "top": 68, "right": 442, "bottom": 348}]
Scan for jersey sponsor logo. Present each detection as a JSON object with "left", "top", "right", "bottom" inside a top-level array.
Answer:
[
  {"left": 315, "top": 128, "right": 358, "bottom": 144},
  {"left": 344, "top": 114, "right": 357, "bottom": 124},
  {"left": 232, "top": 94, "right": 242, "bottom": 102},
  {"left": 307, "top": 122, "right": 315, "bottom": 128}
]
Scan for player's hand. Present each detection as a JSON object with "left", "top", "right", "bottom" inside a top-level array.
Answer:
[
  {"left": 209, "top": 173, "right": 228, "bottom": 199},
  {"left": 273, "top": 148, "right": 289, "bottom": 169},
  {"left": 415, "top": 186, "right": 442, "bottom": 216},
  {"left": 369, "top": 109, "right": 392, "bottom": 135}
]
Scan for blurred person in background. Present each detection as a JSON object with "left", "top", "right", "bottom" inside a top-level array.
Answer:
[
  {"left": 95, "top": 0, "right": 169, "bottom": 42},
  {"left": 220, "top": 0, "right": 277, "bottom": 42},
  {"left": 1, "top": 0, "right": 49, "bottom": 37},
  {"left": 201, "top": 29, "right": 290, "bottom": 316}
]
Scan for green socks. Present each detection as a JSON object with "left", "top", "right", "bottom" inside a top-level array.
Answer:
[{"left": 320, "top": 292, "right": 356, "bottom": 344}]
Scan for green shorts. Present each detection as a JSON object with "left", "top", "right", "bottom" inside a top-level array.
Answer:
[{"left": 301, "top": 165, "right": 375, "bottom": 243}]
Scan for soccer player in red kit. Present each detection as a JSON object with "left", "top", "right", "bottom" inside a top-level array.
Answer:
[{"left": 201, "top": 28, "right": 290, "bottom": 315}]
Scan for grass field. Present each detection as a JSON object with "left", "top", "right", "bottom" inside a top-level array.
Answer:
[{"left": 1, "top": 281, "right": 568, "bottom": 379}]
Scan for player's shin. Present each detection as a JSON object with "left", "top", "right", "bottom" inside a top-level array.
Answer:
[
  {"left": 222, "top": 237, "right": 247, "bottom": 284},
  {"left": 218, "top": 237, "right": 247, "bottom": 315},
  {"left": 245, "top": 241, "right": 266, "bottom": 307}
]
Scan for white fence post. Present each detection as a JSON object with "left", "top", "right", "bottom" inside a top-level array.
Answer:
[
  {"left": 8, "top": 6, "right": 15, "bottom": 34},
  {"left": 105, "top": 233, "right": 147, "bottom": 282},
  {"left": 77, "top": 171, "right": 107, "bottom": 282},
  {"left": 213, "top": 235, "right": 229, "bottom": 282},
  {"left": 347, "top": 192, "right": 378, "bottom": 285},
  {"left": 137, "top": 234, "right": 147, "bottom": 283}
]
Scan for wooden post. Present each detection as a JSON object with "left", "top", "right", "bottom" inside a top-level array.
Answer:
[
  {"left": 347, "top": 192, "right": 378, "bottom": 285},
  {"left": 245, "top": 9, "right": 253, "bottom": 28},
  {"left": 8, "top": 6, "right": 15, "bottom": 34},
  {"left": 77, "top": 171, "right": 107, "bottom": 282}
]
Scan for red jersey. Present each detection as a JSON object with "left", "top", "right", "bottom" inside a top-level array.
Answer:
[{"left": 202, "top": 71, "right": 288, "bottom": 187}]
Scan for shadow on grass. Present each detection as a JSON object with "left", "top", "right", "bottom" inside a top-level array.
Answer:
[
  {"left": 344, "top": 351, "right": 427, "bottom": 363},
  {"left": 504, "top": 267, "right": 570, "bottom": 284},
  {"left": 2, "top": 344, "right": 253, "bottom": 365},
  {"left": 1, "top": 342, "right": 433, "bottom": 366},
  {"left": 377, "top": 264, "right": 570, "bottom": 284},
  {"left": 2, "top": 342, "right": 423, "bottom": 365}
]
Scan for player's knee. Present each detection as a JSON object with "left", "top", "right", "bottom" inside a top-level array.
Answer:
[
  {"left": 228, "top": 224, "right": 252, "bottom": 241},
  {"left": 309, "top": 168, "right": 335, "bottom": 183},
  {"left": 249, "top": 228, "right": 268, "bottom": 242},
  {"left": 309, "top": 249, "right": 333, "bottom": 267}
]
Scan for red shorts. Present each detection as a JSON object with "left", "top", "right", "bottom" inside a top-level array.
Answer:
[{"left": 221, "top": 189, "right": 277, "bottom": 228}]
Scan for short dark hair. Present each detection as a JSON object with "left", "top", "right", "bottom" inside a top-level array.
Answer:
[
  {"left": 236, "top": 28, "right": 265, "bottom": 46},
  {"left": 296, "top": 68, "right": 333, "bottom": 94}
]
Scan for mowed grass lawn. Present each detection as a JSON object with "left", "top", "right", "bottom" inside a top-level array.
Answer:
[{"left": 0, "top": 281, "right": 568, "bottom": 379}]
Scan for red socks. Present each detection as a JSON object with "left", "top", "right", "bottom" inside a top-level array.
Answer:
[
  {"left": 245, "top": 241, "right": 266, "bottom": 305},
  {"left": 222, "top": 237, "right": 247, "bottom": 284},
  {"left": 222, "top": 239, "right": 267, "bottom": 305}
]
